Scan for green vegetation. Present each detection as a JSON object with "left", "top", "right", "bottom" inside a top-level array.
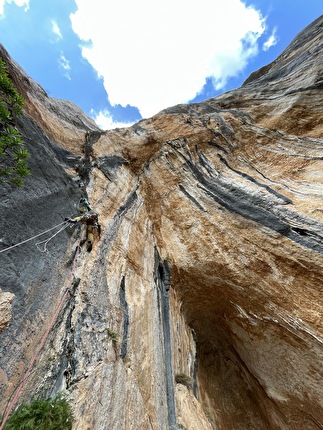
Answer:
[
  {"left": 0, "top": 57, "right": 29, "bottom": 186},
  {"left": 2, "top": 393, "right": 73, "bottom": 430},
  {"left": 106, "top": 328, "right": 118, "bottom": 342},
  {"left": 175, "top": 373, "right": 193, "bottom": 389}
]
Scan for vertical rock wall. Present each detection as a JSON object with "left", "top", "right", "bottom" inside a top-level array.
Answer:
[{"left": 1, "top": 16, "right": 323, "bottom": 430}]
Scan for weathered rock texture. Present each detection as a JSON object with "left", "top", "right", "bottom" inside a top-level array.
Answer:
[{"left": 0, "top": 15, "right": 323, "bottom": 430}]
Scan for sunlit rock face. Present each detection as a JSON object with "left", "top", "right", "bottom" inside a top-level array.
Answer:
[
  {"left": 0, "top": 15, "right": 323, "bottom": 430},
  {"left": 0, "top": 290, "right": 14, "bottom": 331}
]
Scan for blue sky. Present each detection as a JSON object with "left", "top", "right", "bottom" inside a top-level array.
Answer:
[{"left": 0, "top": 0, "right": 322, "bottom": 129}]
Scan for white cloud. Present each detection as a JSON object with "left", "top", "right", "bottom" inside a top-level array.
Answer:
[
  {"left": 58, "top": 52, "right": 71, "bottom": 79},
  {"left": 0, "top": 0, "right": 29, "bottom": 15},
  {"left": 263, "top": 27, "right": 278, "bottom": 51},
  {"left": 71, "top": 0, "right": 266, "bottom": 119},
  {"left": 52, "top": 20, "right": 62, "bottom": 39},
  {"left": 91, "top": 109, "right": 134, "bottom": 130}
]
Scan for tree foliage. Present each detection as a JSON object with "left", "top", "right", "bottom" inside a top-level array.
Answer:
[
  {"left": 2, "top": 394, "right": 73, "bottom": 430},
  {"left": 0, "top": 57, "right": 29, "bottom": 186}
]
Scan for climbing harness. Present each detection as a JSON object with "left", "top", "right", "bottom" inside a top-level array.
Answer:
[
  {"left": 0, "top": 240, "right": 81, "bottom": 430},
  {"left": 0, "top": 221, "right": 70, "bottom": 254},
  {"left": 68, "top": 210, "right": 101, "bottom": 252}
]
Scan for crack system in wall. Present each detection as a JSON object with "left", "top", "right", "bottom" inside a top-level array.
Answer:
[
  {"left": 192, "top": 329, "right": 199, "bottom": 398},
  {"left": 154, "top": 248, "right": 177, "bottom": 429},
  {"left": 119, "top": 276, "right": 129, "bottom": 359}
]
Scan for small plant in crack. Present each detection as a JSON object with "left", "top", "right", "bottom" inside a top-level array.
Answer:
[
  {"left": 175, "top": 373, "right": 193, "bottom": 389},
  {"left": 106, "top": 328, "right": 118, "bottom": 342}
]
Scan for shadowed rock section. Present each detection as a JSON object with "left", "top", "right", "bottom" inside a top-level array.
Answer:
[
  {"left": 0, "top": 15, "right": 323, "bottom": 430},
  {"left": 119, "top": 277, "right": 129, "bottom": 359},
  {"left": 154, "top": 249, "right": 177, "bottom": 428}
]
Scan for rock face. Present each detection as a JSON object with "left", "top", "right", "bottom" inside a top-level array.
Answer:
[
  {"left": 0, "top": 290, "right": 14, "bottom": 331},
  {"left": 0, "top": 15, "right": 323, "bottom": 430}
]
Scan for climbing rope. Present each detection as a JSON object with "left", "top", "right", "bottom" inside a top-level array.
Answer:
[
  {"left": 0, "top": 240, "right": 81, "bottom": 430},
  {"left": 0, "top": 221, "right": 69, "bottom": 254},
  {"left": 35, "top": 223, "right": 71, "bottom": 253}
]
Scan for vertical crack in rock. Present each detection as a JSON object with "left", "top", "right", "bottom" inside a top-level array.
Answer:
[
  {"left": 192, "top": 329, "right": 198, "bottom": 398},
  {"left": 77, "top": 130, "right": 104, "bottom": 188},
  {"left": 15, "top": 274, "right": 82, "bottom": 403},
  {"left": 62, "top": 277, "right": 81, "bottom": 391},
  {"left": 119, "top": 276, "right": 129, "bottom": 359},
  {"left": 154, "top": 248, "right": 177, "bottom": 429}
]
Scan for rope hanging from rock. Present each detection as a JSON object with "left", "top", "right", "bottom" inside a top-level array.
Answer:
[
  {"left": 35, "top": 223, "right": 71, "bottom": 253},
  {"left": 0, "top": 221, "right": 71, "bottom": 254},
  {"left": 0, "top": 240, "right": 81, "bottom": 430}
]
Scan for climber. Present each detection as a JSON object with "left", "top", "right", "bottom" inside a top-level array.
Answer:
[
  {"left": 67, "top": 199, "right": 101, "bottom": 252},
  {"left": 78, "top": 197, "right": 92, "bottom": 213}
]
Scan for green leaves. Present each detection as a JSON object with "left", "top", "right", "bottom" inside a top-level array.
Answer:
[
  {"left": 0, "top": 125, "right": 30, "bottom": 186},
  {"left": 0, "top": 57, "right": 29, "bottom": 187},
  {"left": 2, "top": 393, "right": 73, "bottom": 430}
]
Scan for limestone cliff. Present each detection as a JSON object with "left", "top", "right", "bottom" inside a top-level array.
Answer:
[{"left": 0, "top": 15, "right": 323, "bottom": 430}]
